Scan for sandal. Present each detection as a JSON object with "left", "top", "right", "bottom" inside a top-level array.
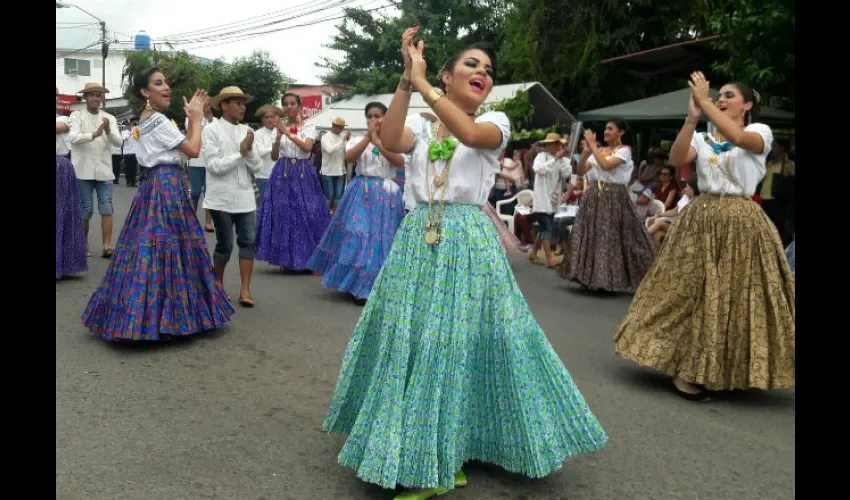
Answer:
[
  {"left": 101, "top": 249, "right": 114, "bottom": 258},
  {"left": 672, "top": 379, "right": 710, "bottom": 402},
  {"left": 238, "top": 296, "right": 255, "bottom": 308},
  {"left": 393, "top": 472, "right": 467, "bottom": 500},
  {"left": 204, "top": 225, "right": 215, "bottom": 233}
]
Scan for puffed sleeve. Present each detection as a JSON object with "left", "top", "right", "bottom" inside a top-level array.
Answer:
[
  {"left": 614, "top": 146, "right": 632, "bottom": 164},
  {"left": 475, "top": 111, "right": 512, "bottom": 151},
  {"left": 302, "top": 123, "right": 318, "bottom": 141},
  {"left": 689, "top": 131, "right": 704, "bottom": 153},
  {"left": 147, "top": 114, "right": 186, "bottom": 151},
  {"left": 744, "top": 123, "right": 773, "bottom": 157},
  {"left": 404, "top": 114, "right": 428, "bottom": 153}
]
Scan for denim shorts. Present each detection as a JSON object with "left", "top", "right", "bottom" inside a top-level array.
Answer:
[
  {"left": 534, "top": 212, "right": 555, "bottom": 240},
  {"left": 189, "top": 166, "right": 206, "bottom": 201},
  {"left": 321, "top": 175, "right": 345, "bottom": 203},
  {"left": 77, "top": 179, "right": 114, "bottom": 220}
]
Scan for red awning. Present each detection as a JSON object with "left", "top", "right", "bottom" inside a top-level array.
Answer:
[{"left": 57, "top": 94, "right": 78, "bottom": 113}]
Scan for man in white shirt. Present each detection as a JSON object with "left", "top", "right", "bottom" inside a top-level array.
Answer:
[
  {"left": 68, "top": 82, "right": 122, "bottom": 258},
  {"left": 186, "top": 102, "right": 215, "bottom": 232},
  {"left": 530, "top": 133, "right": 571, "bottom": 267},
  {"left": 252, "top": 104, "right": 282, "bottom": 208},
  {"left": 203, "top": 86, "right": 262, "bottom": 307},
  {"left": 319, "top": 118, "right": 350, "bottom": 214}
]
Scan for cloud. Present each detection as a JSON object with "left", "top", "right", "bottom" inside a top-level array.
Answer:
[{"left": 56, "top": 0, "right": 398, "bottom": 84}]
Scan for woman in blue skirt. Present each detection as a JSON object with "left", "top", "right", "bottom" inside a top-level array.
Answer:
[
  {"left": 256, "top": 93, "right": 331, "bottom": 272},
  {"left": 307, "top": 101, "right": 405, "bottom": 305},
  {"left": 82, "top": 67, "right": 234, "bottom": 341},
  {"left": 321, "top": 29, "right": 607, "bottom": 499}
]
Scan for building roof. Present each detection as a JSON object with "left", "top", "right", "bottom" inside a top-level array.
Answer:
[
  {"left": 578, "top": 88, "right": 795, "bottom": 124},
  {"left": 306, "top": 82, "right": 574, "bottom": 133}
]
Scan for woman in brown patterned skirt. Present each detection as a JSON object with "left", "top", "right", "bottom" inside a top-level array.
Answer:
[
  {"left": 614, "top": 73, "right": 795, "bottom": 401},
  {"left": 558, "top": 120, "right": 655, "bottom": 292}
]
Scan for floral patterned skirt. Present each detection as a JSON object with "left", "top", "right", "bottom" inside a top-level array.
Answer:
[
  {"left": 614, "top": 195, "right": 795, "bottom": 390},
  {"left": 307, "top": 176, "right": 405, "bottom": 299},
  {"left": 81, "top": 164, "right": 234, "bottom": 341},
  {"left": 558, "top": 183, "right": 655, "bottom": 293},
  {"left": 322, "top": 204, "right": 607, "bottom": 491}
]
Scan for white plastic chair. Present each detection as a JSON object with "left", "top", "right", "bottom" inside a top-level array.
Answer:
[
  {"left": 645, "top": 199, "right": 668, "bottom": 228},
  {"left": 496, "top": 189, "right": 534, "bottom": 233}
]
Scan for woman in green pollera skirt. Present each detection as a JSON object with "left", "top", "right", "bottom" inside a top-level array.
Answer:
[{"left": 321, "top": 26, "right": 608, "bottom": 500}]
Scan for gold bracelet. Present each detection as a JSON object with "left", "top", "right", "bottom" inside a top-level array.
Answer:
[
  {"left": 398, "top": 77, "right": 414, "bottom": 92},
  {"left": 423, "top": 87, "right": 445, "bottom": 107}
]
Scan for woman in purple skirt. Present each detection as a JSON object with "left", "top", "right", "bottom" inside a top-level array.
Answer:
[
  {"left": 82, "top": 67, "right": 234, "bottom": 341},
  {"left": 56, "top": 88, "right": 88, "bottom": 280},
  {"left": 256, "top": 93, "right": 331, "bottom": 272}
]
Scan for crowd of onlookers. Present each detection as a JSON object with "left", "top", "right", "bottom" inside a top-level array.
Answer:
[{"left": 488, "top": 133, "right": 796, "bottom": 262}]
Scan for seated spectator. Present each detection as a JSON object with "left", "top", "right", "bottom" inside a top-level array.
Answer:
[
  {"left": 634, "top": 188, "right": 662, "bottom": 223},
  {"left": 647, "top": 180, "right": 698, "bottom": 251},
  {"left": 652, "top": 165, "right": 679, "bottom": 210},
  {"left": 636, "top": 148, "right": 667, "bottom": 190},
  {"left": 513, "top": 194, "right": 534, "bottom": 252},
  {"left": 553, "top": 174, "right": 585, "bottom": 255}
]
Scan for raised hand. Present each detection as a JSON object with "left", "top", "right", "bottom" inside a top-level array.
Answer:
[
  {"left": 184, "top": 89, "right": 209, "bottom": 122},
  {"left": 401, "top": 26, "right": 420, "bottom": 73},
  {"left": 240, "top": 129, "right": 254, "bottom": 156},
  {"left": 583, "top": 129, "right": 597, "bottom": 148},
  {"left": 688, "top": 71, "right": 711, "bottom": 109},
  {"left": 408, "top": 39, "right": 427, "bottom": 84}
]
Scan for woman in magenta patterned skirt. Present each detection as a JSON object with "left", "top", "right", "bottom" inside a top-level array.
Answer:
[
  {"left": 82, "top": 68, "right": 234, "bottom": 341},
  {"left": 255, "top": 93, "right": 331, "bottom": 272}
]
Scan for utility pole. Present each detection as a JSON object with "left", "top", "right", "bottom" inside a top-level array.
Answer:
[{"left": 100, "top": 20, "right": 108, "bottom": 109}]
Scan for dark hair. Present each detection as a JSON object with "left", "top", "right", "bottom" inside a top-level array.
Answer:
[
  {"left": 364, "top": 101, "right": 387, "bottom": 116},
  {"left": 605, "top": 119, "right": 631, "bottom": 145},
  {"left": 281, "top": 92, "right": 302, "bottom": 106},
  {"left": 132, "top": 67, "right": 162, "bottom": 111},
  {"left": 438, "top": 42, "right": 498, "bottom": 91},
  {"left": 683, "top": 178, "right": 700, "bottom": 196},
  {"left": 729, "top": 82, "right": 760, "bottom": 123}
]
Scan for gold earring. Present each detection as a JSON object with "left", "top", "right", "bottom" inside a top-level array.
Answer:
[{"left": 145, "top": 99, "right": 152, "bottom": 111}]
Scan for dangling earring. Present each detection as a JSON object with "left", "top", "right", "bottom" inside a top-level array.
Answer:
[{"left": 145, "top": 99, "right": 152, "bottom": 111}]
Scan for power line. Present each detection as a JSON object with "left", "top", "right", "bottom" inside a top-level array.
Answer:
[
  {"left": 165, "top": 1, "right": 390, "bottom": 49},
  {"left": 159, "top": 0, "right": 362, "bottom": 45},
  {"left": 176, "top": 3, "right": 392, "bottom": 51},
  {"left": 56, "top": 41, "right": 101, "bottom": 59},
  {"left": 155, "top": 0, "right": 356, "bottom": 41}
]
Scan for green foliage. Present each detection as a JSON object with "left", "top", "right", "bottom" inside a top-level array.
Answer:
[
  {"left": 479, "top": 89, "right": 534, "bottom": 130},
  {"left": 709, "top": 0, "right": 795, "bottom": 103},
  {"left": 319, "top": 0, "right": 507, "bottom": 95},
  {"left": 122, "top": 49, "right": 288, "bottom": 122}
]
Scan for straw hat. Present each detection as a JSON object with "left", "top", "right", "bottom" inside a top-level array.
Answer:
[
  {"left": 210, "top": 86, "right": 254, "bottom": 110},
  {"left": 332, "top": 117, "right": 346, "bottom": 127},
  {"left": 78, "top": 82, "right": 109, "bottom": 95},
  {"left": 539, "top": 133, "right": 563, "bottom": 144},
  {"left": 255, "top": 104, "right": 283, "bottom": 117}
]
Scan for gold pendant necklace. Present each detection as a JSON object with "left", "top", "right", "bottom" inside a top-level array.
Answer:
[{"left": 425, "top": 121, "right": 455, "bottom": 246}]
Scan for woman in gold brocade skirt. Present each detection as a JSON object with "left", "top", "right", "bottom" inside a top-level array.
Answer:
[{"left": 614, "top": 73, "right": 795, "bottom": 401}]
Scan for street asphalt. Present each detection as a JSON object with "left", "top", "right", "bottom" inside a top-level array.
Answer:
[{"left": 56, "top": 183, "right": 794, "bottom": 500}]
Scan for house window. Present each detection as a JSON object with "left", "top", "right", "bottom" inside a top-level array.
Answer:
[{"left": 64, "top": 58, "right": 91, "bottom": 77}]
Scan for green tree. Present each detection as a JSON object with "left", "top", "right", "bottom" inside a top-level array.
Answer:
[
  {"left": 709, "top": 0, "right": 795, "bottom": 104},
  {"left": 122, "top": 49, "right": 288, "bottom": 122},
  {"left": 213, "top": 51, "right": 287, "bottom": 118},
  {"left": 319, "top": 0, "right": 508, "bottom": 97},
  {"left": 122, "top": 49, "right": 210, "bottom": 121}
]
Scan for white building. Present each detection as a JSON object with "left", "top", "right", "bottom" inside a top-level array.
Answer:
[{"left": 56, "top": 47, "right": 128, "bottom": 99}]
